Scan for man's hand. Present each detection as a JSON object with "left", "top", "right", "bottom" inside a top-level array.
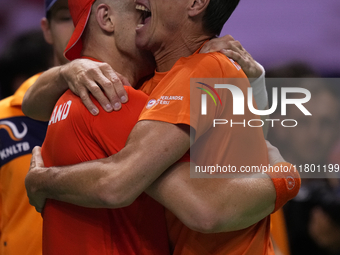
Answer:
[
  {"left": 60, "top": 59, "right": 131, "bottom": 115},
  {"left": 266, "top": 141, "right": 286, "bottom": 166},
  {"left": 25, "top": 146, "right": 47, "bottom": 213},
  {"left": 200, "top": 34, "right": 263, "bottom": 79}
]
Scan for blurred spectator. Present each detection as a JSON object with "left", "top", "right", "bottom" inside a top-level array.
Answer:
[
  {"left": 0, "top": 29, "right": 53, "bottom": 99},
  {"left": 266, "top": 62, "right": 340, "bottom": 255},
  {"left": 0, "top": 0, "right": 73, "bottom": 254}
]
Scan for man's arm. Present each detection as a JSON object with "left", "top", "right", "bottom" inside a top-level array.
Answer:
[
  {"left": 145, "top": 140, "right": 300, "bottom": 233},
  {"left": 23, "top": 66, "right": 69, "bottom": 121},
  {"left": 26, "top": 120, "right": 191, "bottom": 211},
  {"left": 22, "top": 59, "right": 129, "bottom": 121},
  {"left": 23, "top": 36, "right": 267, "bottom": 122},
  {"left": 27, "top": 122, "right": 297, "bottom": 234},
  {"left": 27, "top": 123, "right": 277, "bottom": 234},
  {"left": 146, "top": 161, "right": 276, "bottom": 233}
]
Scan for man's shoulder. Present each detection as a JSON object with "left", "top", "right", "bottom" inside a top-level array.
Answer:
[
  {"left": 125, "top": 86, "right": 148, "bottom": 100},
  {"left": 0, "top": 96, "right": 23, "bottom": 118},
  {"left": 183, "top": 52, "right": 233, "bottom": 67},
  {"left": 92, "top": 87, "right": 147, "bottom": 120},
  {"left": 0, "top": 96, "right": 13, "bottom": 108},
  {"left": 174, "top": 52, "right": 245, "bottom": 78},
  {"left": 54, "top": 87, "right": 147, "bottom": 121},
  {"left": 56, "top": 89, "right": 81, "bottom": 107},
  {"left": 0, "top": 73, "right": 42, "bottom": 114}
]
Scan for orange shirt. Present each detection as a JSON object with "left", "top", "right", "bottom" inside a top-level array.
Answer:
[
  {"left": 0, "top": 74, "right": 46, "bottom": 255},
  {"left": 41, "top": 87, "right": 170, "bottom": 255},
  {"left": 271, "top": 209, "right": 290, "bottom": 255},
  {"left": 139, "top": 51, "right": 274, "bottom": 255}
]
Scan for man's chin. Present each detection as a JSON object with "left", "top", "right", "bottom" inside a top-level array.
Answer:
[{"left": 135, "top": 37, "right": 148, "bottom": 51}]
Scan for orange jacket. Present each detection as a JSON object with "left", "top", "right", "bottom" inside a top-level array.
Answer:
[{"left": 0, "top": 74, "right": 47, "bottom": 255}]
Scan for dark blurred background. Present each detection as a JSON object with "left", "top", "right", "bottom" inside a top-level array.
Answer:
[
  {"left": 221, "top": 0, "right": 340, "bottom": 77},
  {"left": 1, "top": 0, "right": 340, "bottom": 75},
  {"left": 0, "top": 0, "right": 339, "bottom": 91}
]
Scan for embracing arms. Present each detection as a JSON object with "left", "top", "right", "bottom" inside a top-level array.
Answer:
[
  {"left": 24, "top": 35, "right": 282, "bottom": 233},
  {"left": 26, "top": 121, "right": 191, "bottom": 211},
  {"left": 22, "top": 35, "right": 267, "bottom": 121},
  {"left": 22, "top": 60, "right": 130, "bottom": 120},
  {"left": 26, "top": 123, "right": 282, "bottom": 233},
  {"left": 146, "top": 161, "right": 276, "bottom": 233}
]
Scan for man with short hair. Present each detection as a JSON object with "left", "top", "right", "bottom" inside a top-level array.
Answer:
[
  {"left": 25, "top": 0, "right": 300, "bottom": 254},
  {"left": 0, "top": 0, "right": 73, "bottom": 254},
  {"left": 40, "top": 0, "right": 170, "bottom": 253}
]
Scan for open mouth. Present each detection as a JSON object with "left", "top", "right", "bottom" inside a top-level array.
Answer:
[{"left": 136, "top": 4, "right": 151, "bottom": 28}]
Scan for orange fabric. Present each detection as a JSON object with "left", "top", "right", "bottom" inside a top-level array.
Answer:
[
  {"left": 0, "top": 74, "right": 46, "bottom": 255},
  {"left": 41, "top": 87, "right": 170, "bottom": 255},
  {"left": 139, "top": 51, "right": 274, "bottom": 255},
  {"left": 271, "top": 209, "right": 290, "bottom": 255}
]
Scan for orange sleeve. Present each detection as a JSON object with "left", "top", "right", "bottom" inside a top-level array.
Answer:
[{"left": 138, "top": 53, "right": 244, "bottom": 127}]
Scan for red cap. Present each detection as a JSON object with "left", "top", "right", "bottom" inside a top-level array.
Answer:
[{"left": 64, "top": 0, "right": 96, "bottom": 61}]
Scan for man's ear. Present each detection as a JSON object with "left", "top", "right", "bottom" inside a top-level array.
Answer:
[
  {"left": 188, "top": 0, "right": 210, "bottom": 17},
  {"left": 96, "top": 4, "right": 115, "bottom": 33},
  {"left": 41, "top": 17, "right": 53, "bottom": 45}
]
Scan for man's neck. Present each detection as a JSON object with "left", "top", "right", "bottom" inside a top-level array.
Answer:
[
  {"left": 153, "top": 35, "right": 211, "bottom": 72},
  {"left": 83, "top": 46, "right": 143, "bottom": 87}
]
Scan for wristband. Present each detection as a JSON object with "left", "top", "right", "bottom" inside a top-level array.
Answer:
[
  {"left": 250, "top": 62, "right": 268, "bottom": 110},
  {"left": 265, "top": 162, "right": 301, "bottom": 213}
]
